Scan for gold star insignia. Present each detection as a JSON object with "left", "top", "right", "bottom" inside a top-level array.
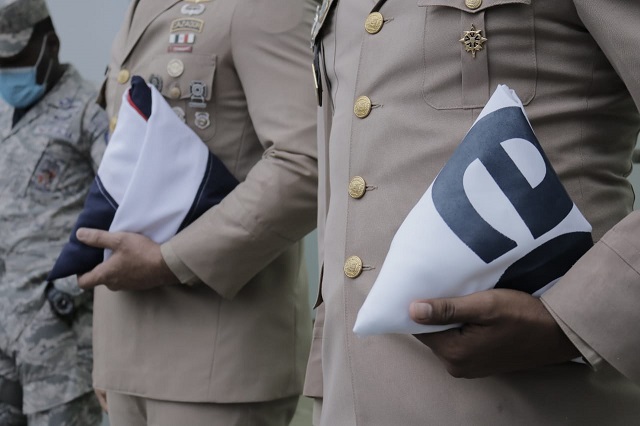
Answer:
[{"left": 459, "top": 24, "right": 487, "bottom": 58}]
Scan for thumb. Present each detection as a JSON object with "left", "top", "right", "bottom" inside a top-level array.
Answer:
[
  {"left": 410, "top": 292, "right": 491, "bottom": 325},
  {"left": 76, "top": 228, "right": 118, "bottom": 250}
]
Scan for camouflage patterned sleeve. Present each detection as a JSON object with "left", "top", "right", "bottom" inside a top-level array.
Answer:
[{"left": 80, "top": 98, "right": 109, "bottom": 172}]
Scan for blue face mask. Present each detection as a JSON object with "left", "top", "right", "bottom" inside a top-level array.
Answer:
[{"left": 0, "top": 36, "right": 52, "bottom": 109}]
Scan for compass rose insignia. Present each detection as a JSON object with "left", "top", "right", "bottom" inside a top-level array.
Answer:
[{"left": 459, "top": 24, "right": 487, "bottom": 58}]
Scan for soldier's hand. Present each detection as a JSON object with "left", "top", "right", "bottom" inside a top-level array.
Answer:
[
  {"left": 76, "top": 228, "right": 179, "bottom": 291},
  {"left": 409, "top": 289, "right": 580, "bottom": 378},
  {"left": 94, "top": 388, "right": 108, "bottom": 413}
]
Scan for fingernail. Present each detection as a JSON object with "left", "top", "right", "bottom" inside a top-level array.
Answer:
[
  {"left": 412, "top": 302, "right": 432, "bottom": 321},
  {"left": 76, "top": 228, "right": 87, "bottom": 239}
]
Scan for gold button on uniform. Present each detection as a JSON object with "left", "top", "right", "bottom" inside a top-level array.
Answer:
[
  {"left": 344, "top": 256, "right": 363, "bottom": 279},
  {"left": 348, "top": 176, "right": 366, "bottom": 199},
  {"left": 109, "top": 116, "right": 117, "bottom": 133},
  {"left": 117, "top": 69, "right": 130, "bottom": 84},
  {"left": 365, "top": 12, "right": 384, "bottom": 34},
  {"left": 169, "top": 86, "right": 181, "bottom": 99},
  {"left": 465, "top": 0, "right": 482, "bottom": 9},
  {"left": 354, "top": 96, "right": 372, "bottom": 118}
]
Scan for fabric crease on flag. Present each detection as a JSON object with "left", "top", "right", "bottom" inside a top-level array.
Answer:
[{"left": 47, "top": 76, "right": 238, "bottom": 282}]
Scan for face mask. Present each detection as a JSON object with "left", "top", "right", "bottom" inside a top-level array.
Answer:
[{"left": 0, "top": 35, "right": 52, "bottom": 108}]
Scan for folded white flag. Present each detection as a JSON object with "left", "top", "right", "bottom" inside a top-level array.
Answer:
[
  {"left": 353, "top": 85, "right": 593, "bottom": 337},
  {"left": 48, "top": 76, "right": 238, "bottom": 281}
]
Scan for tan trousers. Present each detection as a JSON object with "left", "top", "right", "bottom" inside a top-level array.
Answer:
[{"left": 106, "top": 392, "right": 299, "bottom": 426}]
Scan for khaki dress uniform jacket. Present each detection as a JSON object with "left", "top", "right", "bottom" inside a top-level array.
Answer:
[
  {"left": 305, "top": 0, "right": 640, "bottom": 424},
  {"left": 94, "top": 0, "right": 318, "bottom": 403}
]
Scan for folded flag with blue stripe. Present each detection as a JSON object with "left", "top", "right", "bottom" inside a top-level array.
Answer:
[
  {"left": 353, "top": 85, "right": 593, "bottom": 337},
  {"left": 47, "top": 76, "right": 238, "bottom": 281}
]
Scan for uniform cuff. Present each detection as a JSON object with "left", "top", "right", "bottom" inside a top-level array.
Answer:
[
  {"left": 541, "top": 298, "right": 604, "bottom": 369},
  {"left": 160, "top": 242, "right": 199, "bottom": 286}
]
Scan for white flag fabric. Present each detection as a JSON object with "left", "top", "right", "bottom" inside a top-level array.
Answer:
[
  {"left": 353, "top": 85, "right": 593, "bottom": 337},
  {"left": 48, "top": 76, "right": 238, "bottom": 281}
]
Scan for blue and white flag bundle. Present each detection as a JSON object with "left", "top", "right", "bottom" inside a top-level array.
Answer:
[
  {"left": 47, "top": 76, "right": 238, "bottom": 281},
  {"left": 353, "top": 85, "right": 593, "bottom": 337}
]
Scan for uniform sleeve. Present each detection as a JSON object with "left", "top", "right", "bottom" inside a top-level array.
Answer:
[
  {"left": 80, "top": 98, "right": 109, "bottom": 172},
  {"left": 161, "top": 0, "right": 319, "bottom": 298},
  {"left": 541, "top": 0, "right": 640, "bottom": 384}
]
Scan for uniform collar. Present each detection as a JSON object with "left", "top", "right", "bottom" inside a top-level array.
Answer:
[{"left": 119, "top": 0, "right": 182, "bottom": 66}]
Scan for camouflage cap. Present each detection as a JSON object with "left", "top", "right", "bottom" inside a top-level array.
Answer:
[{"left": 0, "top": 0, "right": 49, "bottom": 57}]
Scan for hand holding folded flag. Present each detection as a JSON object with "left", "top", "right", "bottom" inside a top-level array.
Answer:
[
  {"left": 353, "top": 85, "right": 593, "bottom": 337},
  {"left": 47, "top": 76, "right": 238, "bottom": 283}
]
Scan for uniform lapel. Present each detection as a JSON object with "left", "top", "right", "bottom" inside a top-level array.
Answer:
[{"left": 120, "top": 0, "right": 182, "bottom": 65}]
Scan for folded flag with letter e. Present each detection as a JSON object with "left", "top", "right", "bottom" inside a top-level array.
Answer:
[
  {"left": 47, "top": 76, "right": 238, "bottom": 282},
  {"left": 353, "top": 85, "right": 593, "bottom": 337}
]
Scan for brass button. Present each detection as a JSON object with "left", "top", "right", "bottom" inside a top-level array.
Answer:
[
  {"left": 465, "top": 0, "right": 482, "bottom": 9},
  {"left": 354, "top": 96, "right": 372, "bottom": 118},
  {"left": 117, "top": 69, "right": 130, "bottom": 84},
  {"left": 365, "top": 12, "right": 384, "bottom": 34},
  {"left": 344, "top": 256, "right": 363, "bottom": 279},
  {"left": 348, "top": 176, "right": 366, "bottom": 199},
  {"left": 109, "top": 116, "right": 117, "bottom": 133},
  {"left": 169, "top": 86, "right": 181, "bottom": 99}
]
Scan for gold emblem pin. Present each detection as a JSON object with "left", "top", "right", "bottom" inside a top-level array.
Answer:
[{"left": 459, "top": 24, "right": 487, "bottom": 58}]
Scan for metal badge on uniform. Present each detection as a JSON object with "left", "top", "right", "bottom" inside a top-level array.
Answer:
[
  {"left": 194, "top": 112, "right": 210, "bottom": 130},
  {"left": 460, "top": 24, "right": 487, "bottom": 58},
  {"left": 181, "top": 3, "right": 205, "bottom": 16},
  {"left": 170, "top": 18, "right": 204, "bottom": 33},
  {"left": 167, "top": 59, "right": 185, "bottom": 77},
  {"left": 172, "top": 106, "right": 186, "bottom": 123},
  {"left": 149, "top": 74, "right": 164, "bottom": 92},
  {"left": 188, "top": 81, "right": 207, "bottom": 108}
]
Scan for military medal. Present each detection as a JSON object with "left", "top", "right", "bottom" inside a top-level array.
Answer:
[
  {"left": 149, "top": 74, "right": 163, "bottom": 92},
  {"left": 169, "top": 33, "right": 195, "bottom": 44},
  {"left": 188, "top": 81, "right": 207, "bottom": 108},
  {"left": 181, "top": 3, "right": 205, "bottom": 15},
  {"left": 194, "top": 112, "right": 211, "bottom": 129},
  {"left": 167, "top": 59, "right": 185, "bottom": 77},
  {"left": 168, "top": 33, "right": 196, "bottom": 53},
  {"left": 459, "top": 24, "right": 487, "bottom": 58}
]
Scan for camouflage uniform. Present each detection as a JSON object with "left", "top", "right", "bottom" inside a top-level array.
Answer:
[{"left": 0, "top": 63, "right": 107, "bottom": 424}]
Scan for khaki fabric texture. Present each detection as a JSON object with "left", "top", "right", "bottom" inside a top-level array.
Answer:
[{"left": 307, "top": 0, "right": 640, "bottom": 424}]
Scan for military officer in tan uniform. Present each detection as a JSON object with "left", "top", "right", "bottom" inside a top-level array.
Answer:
[
  {"left": 305, "top": 0, "right": 640, "bottom": 424},
  {"left": 74, "top": 0, "right": 318, "bottom": 425}
]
